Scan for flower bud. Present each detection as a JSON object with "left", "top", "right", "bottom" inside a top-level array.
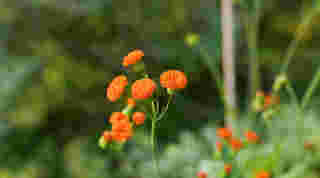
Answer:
[
  {"left": 98, "top": 136, "right": 107, "bottom": 149},
  {"left": 252, "top": 91, "right": 265, "bottom": 112},
  {"left": 272, "top": 74, "right": 288, "bottom": 92},
  {"left": 185, "top": 33, "right": 200, "bottom": 47}
]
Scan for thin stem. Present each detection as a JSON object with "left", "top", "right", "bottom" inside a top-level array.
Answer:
[
  {"left": 157, "top": 94, "right": 173, "bottom": 122},
  {"left": 285, "top": 82, "right": 301, "bottom": 110},
  {"left": 301, "top": 67, "right": 320, "bottom": 109},
  {"left": 151, "top": 118, "right": 160, "bottom": 177},
  {"left": 199, "top": 47, "right": 225, "bottom": 105},
  {"left": 280, "top": 10, "right": 317, "bottom": 73},
  {"left": 245, "top": 0, "right": 262, "bottom": 119}
]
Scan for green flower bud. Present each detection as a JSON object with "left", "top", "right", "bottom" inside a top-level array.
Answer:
[
  {"left": 273, "top": 74, "right": 288, "bottom": 92},
  {"left": 98, "top": 136, "right": 107, "bottom": 149},
  {"left": 185, "top": 33, "right": 200, "bottom": 47}
]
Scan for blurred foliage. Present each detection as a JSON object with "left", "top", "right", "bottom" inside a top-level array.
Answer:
[{"left": 0, "top": 0, "right": 320, "bottom": 177}]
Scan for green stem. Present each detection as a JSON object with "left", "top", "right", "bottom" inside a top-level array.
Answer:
[
  {"left": 245, "top": 0, "right": 262, "bottom": 119},
  {"left": 301, "top": 67, "right": 320, "bottom": 109},
  {"left": 285, "top": 82, "right": 301, "bottom": 110},
  {"left": 280, "top": 10, "right": 316, "bottom": 73},
  {"left": 151, "top": 119, "right": 158, "bottom": 173},
  {"left": 156, "top": 94, "right": 173, "bottom": 122},
  {"left": 199, "top": 47, "right": 225, "bottom": 105}
]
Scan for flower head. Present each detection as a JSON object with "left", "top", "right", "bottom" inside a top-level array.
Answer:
[
  {"left": 131, "top": 78, "right": 157, "bottom": 99},
  {"left": 197, "top": 171, "right": 207, "bottom": 178},
  {"left": 160, "top": 70, "right": 187, "bottom": 90},
  {"left": 122, "top": 49, "right": 144, "bottom": 67},
  {"left": 264, "top": 94, "right": 279, "bottom": 109},
  {"left": 224, "top": 164, "right": 232, "bottom": 175},
  {"left": 217, "top": 128, "right": 232, "bottom": 140},
  {"left": 109, "top": 112, "right": 129, "bottom": 124},
  {"left": 256, "top": 171, "right": 270, "bottom": 178},
  {"left": 106, "top": 75, "right": 128, "bottom": 102},
  {"left": 132, "top": 112, "right": 146, "bottom": 125},
  {"left": 244, "top": 130, "right": 259, "bottom": 143},
  {"left": 111, "top": 120, "right": 133, "bottom": 143},
  {"left": 229, "top": 137, "right": 243, "bottom": 151}
]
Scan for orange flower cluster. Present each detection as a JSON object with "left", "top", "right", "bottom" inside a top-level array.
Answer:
[
  {"left": 102, "top": 111, "right": 145, "bottom": 144},
  {"left": 101, "top": 49, "right": 188, "bottom": 146},
  {"left": 111, "top": 119, "right": 133, "bottom": 143},
  {"left": 217, "top": 128, "right": 232, "bottom": 140},
  {"left": 230, "top": 138, "right": 243, "bottom": 151},
  {"left": 244, "top": 130, "right": 260, "bottom": 143},
  {"left": 216, "top": 128, "right": 260, "bottom": 153},
  {"left": 256, "top": 171, "right": 270, "bottom": 178},
  {"left": 109, "top": 112, "right": 129, "bottom": 124},
  {"left": 122, "top": 49, "right": 144, "bottom": 67},
  {"left": 197, "top": 171, "right": 207, "bottom": 178}
]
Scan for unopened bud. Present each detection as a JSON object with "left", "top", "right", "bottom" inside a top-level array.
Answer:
[
  {"left": 98, "top": 136, "right": 107, "bottom": 149},
  {"left": 252, "top": 91, "right": 265, "bottom": 112},
  {"left": 185, "top": 33, "right": 200, "bottom": 47},
  {"left": 273, "top": 74, "right": 288, "bottom": 92}
]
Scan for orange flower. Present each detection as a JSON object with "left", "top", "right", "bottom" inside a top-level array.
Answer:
[
  {"left": 160, "top": 70, "right": 187, "bottom": 90},
  {"left": 111, "top": 120, "right": 133, "bottom": 143},
  {"left": 244, "top": 130, "right": 259, "bottom": 143},
  {"left": 256, "top": 171, "right": 270, "bottom": 178},
  {"left": 127, "top": 98, "right": 136, "bottom": 108},
  {"left": 103, "top": 131, "right": 113, "bottom": 143},
  {"left": 217, "top": 128, "right": 232, "bottom": 140},
  {"left": 106, "top": 75, "right": 128, "bottom": 102},
  {"left": 122, "top": 49, "right": 144, "bottom": 67},
  {"left": 132, "top": 112, "right": 146, "bottom": 125},
  {"left": 197, "top": 171, "right": 207, "bottom": 178},
  {"left": 264, "top": 95, "right": 272, "bottom": 108},
  {"left": 131, "top": 78, "right": 157, "bottom": 99},
  {"left": 224, "top": 164, "right": 232, "bottom": 175},
  {"left": 264, "top": 94, "right": 279, "bottom": 109},
  {"left": 109, "top": 112, "right": 129, "bottom": 124},
  {"left": 229, "top": 137, "right": 243, "bottom": 151}
]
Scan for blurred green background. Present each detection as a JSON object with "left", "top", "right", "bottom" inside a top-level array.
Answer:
[{"left": 1, "top": 0, "right": 320, "bottom": 177}]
